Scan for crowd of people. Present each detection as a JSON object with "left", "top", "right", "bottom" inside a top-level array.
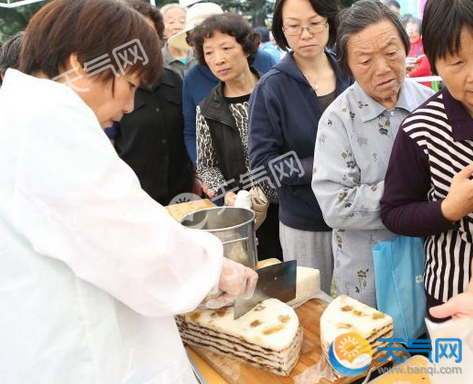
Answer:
[{"left": 0, "top": 0, "right": 472, "bottom": 383}]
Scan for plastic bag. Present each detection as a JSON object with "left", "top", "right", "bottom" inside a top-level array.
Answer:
[
  {"left": 425, "top": 317, "right": 473, "bottom": 384},
  {"left": 373, "top": 236, "right": 427, "bottom": 339}
]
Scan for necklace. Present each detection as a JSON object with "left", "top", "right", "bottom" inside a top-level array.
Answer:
[{"left": 302, "top": 72, "right": 319, "bottom": 91}]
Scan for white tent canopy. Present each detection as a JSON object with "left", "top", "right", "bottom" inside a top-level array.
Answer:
[
  {"left": 0, "top": 0, "right": 156, "bottom": 8},
  {"left": 0, "top": 0, "right": 46, "bottom": 8}
]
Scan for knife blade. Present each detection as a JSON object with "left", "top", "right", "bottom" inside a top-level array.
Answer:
[{"left": 233, "top": 260, "right": 297, "bottom": 320}]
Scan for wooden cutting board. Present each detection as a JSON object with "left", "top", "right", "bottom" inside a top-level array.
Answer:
[{"left": 190, "top": 299, "right": 400, "bottom": 384}]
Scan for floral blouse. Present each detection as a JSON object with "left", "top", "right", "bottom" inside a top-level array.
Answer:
[{"left": 312, "top": 80, "right": 434, "bottom": 306}]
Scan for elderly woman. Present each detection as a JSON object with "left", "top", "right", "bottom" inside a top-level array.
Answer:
[
  {"left": 161, "top": 3, "right": 192, "bottom": 77},
  {"left": 194, "top": 13, "right": 282, "bottom": 260},
  {"left": 249, "top": 0, "right": 352, "bottom": 293},
  {"left": 0, "top": 0, "right": 257, "bottom": 382},
  {"left": 312, "top": 0, "right": 433, "bottom": 306},
  {"left": 381, "top": 0, "right": 473, "bottom": 320}
]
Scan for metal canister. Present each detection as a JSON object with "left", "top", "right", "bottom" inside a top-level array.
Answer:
[{"left": 180, "top": 207, "right": 257, "bottom": 268}]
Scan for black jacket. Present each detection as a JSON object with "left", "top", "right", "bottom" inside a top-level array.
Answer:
[
  {"left": 199, "top": 82, "right": 249, "bottom": 193},
  {"left": 115, "top": 68, "right": 193, "bottom": 206}
]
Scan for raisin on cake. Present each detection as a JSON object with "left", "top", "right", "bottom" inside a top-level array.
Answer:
[{"left": 176, "top": 298, "right": 303, "bottom": 376}]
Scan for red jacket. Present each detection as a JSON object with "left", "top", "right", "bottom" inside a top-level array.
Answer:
[{"left": 408, "top": 38, "right": 432, "bottom": 87}]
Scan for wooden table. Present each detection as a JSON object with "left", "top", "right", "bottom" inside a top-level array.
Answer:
[{"left": 186, "top": 299, "right": 402, "bottom": 384}]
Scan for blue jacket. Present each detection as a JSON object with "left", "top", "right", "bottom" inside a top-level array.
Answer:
[
  {"left": 249, "top": 52, "right": 352, "bottom": 231},
  {"left": 260, "top": 42, "right": 281, "bottom": 64},
  {"left": 183, "top": 49, "right": 277, "bottom": 164}
]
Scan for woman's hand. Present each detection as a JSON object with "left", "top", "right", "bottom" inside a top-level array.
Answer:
[
  {"left": 224, "top": 191, "right": 237, "bottom": 206},
  {"left": 191, "top": 177, "right": 204, "bottom": 197},
  {"left": 202, "top": 184, "right": 216, "bottom": 199},
  {"left": 205, "top": 258, "right": 258, "bottom": 309},
  {"left": 430, "top": 289, "right": 473, "bottom": 319},
  {"left": 441, "top": 164, "right": 473, "bottom": 222}
]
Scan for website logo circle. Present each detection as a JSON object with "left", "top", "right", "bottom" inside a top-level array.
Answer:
[{"left": 328, "top": 332, "right": 373, "bottom": 377}]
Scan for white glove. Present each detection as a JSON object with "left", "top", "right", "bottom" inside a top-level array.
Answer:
[{"left": 205, "top": 258, "right": 258, "bottom": 309}]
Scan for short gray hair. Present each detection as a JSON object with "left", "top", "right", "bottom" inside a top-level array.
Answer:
[
  {"left": 336, "top": 0, "right": 409, "bottom": 77},
  {"left": 0, "top": 32, "right": 24, "bottom": 84},
  {"left": 160, "top": 3, "right": 187, "bottom": 17}
]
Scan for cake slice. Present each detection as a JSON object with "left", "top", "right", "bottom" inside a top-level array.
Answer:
[
  {"left": 320, "top": 295, "right": 394, "bottom": 369},
  {"left": 176, "top": 298, "right": 303, "bottom": 376},
  {"left": 256, "top": 258, "right": 321, "bottom": 307}
]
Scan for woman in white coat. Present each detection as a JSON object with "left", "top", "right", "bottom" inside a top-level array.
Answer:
[{"left": 0, "top": 1, "right": 257, "bottom": 384}]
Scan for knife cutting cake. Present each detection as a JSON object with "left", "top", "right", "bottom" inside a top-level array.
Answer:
[
  {"left": 257, "top": 258, "right": 321, "bottom": 307},
  {"left": 176, "top": 298, "right": 303, "bottom": 376},
  {"left": 320, "top": 295, "right": 393, "bottom": 370}
]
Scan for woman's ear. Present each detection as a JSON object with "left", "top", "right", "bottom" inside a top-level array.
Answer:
[
  {"left": 58, "top": 53, "right": 86, "bottom": 78},
  {"left": 55, "top": 52, "right": 90, "bottom": 93}
]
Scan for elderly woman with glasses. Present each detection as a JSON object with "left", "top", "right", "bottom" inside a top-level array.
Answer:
[
  {"left": 249, "top": 0, "right": 352, "bottom": 294},
  {"left": 312, "top": 0, "right": 434, "bottom": 306}
]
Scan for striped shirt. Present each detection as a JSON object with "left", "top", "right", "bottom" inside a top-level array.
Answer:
[{"left": 381, "top": 87, "right": 473, "bottom": 302}]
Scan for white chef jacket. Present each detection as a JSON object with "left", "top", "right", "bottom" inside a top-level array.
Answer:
[{"left": 0, "top": 69, "right": 223, "bottom": 384}]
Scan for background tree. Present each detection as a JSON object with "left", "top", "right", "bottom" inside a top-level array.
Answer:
[
  {"left": 0, "top": 0, "right": 358, "bottom": 41},
  {"left": 0, "top": 1, "right": 52, "bottom": 41}
]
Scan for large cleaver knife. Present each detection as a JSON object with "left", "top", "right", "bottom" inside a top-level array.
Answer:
[{"left": 233, "top": 260, "right": 297, "bottom": 320}]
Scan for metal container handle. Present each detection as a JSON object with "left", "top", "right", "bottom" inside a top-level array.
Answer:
[{"left": 221, "top": 237, "right": 249, "bottom": 246}]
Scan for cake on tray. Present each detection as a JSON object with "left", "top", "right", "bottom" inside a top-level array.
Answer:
[
  {"left": 176, "top": 298, "right": 303, "bottom": 376},
  {"left": 320, "top": 295, "right": 394, "bottom": 374}
]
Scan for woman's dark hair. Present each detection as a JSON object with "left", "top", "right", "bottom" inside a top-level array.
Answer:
[
  {"left": 20, "top": 0, "right": 161, "bottom": 86},
  {"left": 192, "top": 13, "right": 260, "bottom": 67},
  {"left": 422, "top": 0, "right": 473, "bottom": 74},
  {"left": 271, "top": 0, "right": 339, "bottom": 51},
  {"left": 336, "top": 0, "right": 409, "bottom": 77},
  {"left": 0, "top": 32, "right": 24, "bottom": 85},
  {"left": 126, "top": 0, "right": 165, "bottom": 40}
]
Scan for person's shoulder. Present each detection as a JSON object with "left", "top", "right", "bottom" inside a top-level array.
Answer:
[
  {"left": 183, "top": 63, "right": 203, "bottom": 83},
  {"left": 400, "top": 88, "right": 445, "bottom": 136},
  {"left": 405, "top": 84, "right": 443, "bottom": 118},
  {"left": 6, "top": 70, "right": 93, "bottom": 118},
  {"left": 404, "top": 79, "right": 435, "bottom": 98},
  {"left": 160, "top": 67, "right": 183, "bottom": 87},
  {"left": 332, "top": 82, "right": 358, "bottom": 107},
  {"left": 255, "top": 48, "right": 273, "bottom": 64},
  {"left": 254, "top": 49, "right": 277, "bottom": 72}
]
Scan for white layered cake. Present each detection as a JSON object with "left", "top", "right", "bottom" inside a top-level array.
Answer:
[
  {"left": 176, "top": 298, "right": 303, "bottom": 376},
  {"left": 320, "top": 295, "right": 394, "bottom": 368}
]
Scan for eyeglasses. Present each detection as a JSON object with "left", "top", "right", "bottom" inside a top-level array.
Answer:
[{"left": 282, "top": 22, "right": 328, "bottom": 36}]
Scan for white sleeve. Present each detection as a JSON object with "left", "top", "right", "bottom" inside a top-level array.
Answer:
[{"left": 12, "top": 103, "right": 223, "bottom": 318}]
